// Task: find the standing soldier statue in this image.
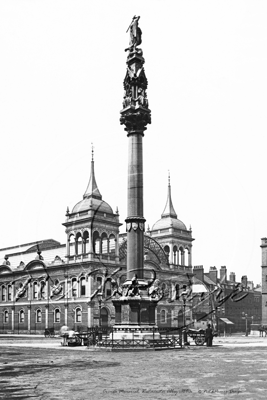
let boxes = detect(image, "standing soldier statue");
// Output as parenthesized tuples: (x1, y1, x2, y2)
(125, 16, 142, 51)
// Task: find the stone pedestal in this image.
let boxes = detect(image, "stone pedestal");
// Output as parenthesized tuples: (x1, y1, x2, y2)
(112, 289, 160, 340)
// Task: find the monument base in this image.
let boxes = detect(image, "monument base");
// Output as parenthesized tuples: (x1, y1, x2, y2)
(110, 324, 161, 340)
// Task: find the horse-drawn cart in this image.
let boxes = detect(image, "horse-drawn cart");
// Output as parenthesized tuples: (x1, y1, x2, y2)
(187, 328, 206, 346)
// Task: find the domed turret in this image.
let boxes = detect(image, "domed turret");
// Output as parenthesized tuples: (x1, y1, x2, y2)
(149, 173, 194, 268)
(63, 147, 121, 262)
(152, 173, 187, 231)
(71, 149, 113, 215)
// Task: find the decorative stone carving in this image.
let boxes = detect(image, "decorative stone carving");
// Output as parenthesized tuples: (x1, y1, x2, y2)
(15, 277, 31, 301)
(50, 282, 63, 299)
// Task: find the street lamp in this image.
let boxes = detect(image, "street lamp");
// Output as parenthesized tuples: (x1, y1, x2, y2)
(242, 312, 248, 336)
(97, 292, 103, 341)
(181, 287, 189, 345)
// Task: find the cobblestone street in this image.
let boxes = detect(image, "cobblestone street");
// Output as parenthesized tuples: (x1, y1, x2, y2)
(1, 335, 267, 399)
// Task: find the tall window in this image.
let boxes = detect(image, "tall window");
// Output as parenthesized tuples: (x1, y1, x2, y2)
(175, 284, 180, 300)
(4, 311, 9, 323)
(7, 285, 12, 301)
(72, 279, 77, 297)
(80, 278, 86, 296)
(96, 277, 102, 289)
(40, 281, 46, 299)
(54, 309, 60, 323)
(33, 282, 38, 299)
(36, 309, 42, 323)
(76, 308, 82, 323)
(105, 280, 111, 297)
(2, 286, 6, 302)
(19, 310, 25, 323)
(160, 309, 167, 323)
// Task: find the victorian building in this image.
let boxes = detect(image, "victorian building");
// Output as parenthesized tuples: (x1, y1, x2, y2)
(0, 154, 195, 334)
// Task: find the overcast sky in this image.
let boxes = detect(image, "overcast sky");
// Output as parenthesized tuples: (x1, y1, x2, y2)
(0, 1, 266, 284)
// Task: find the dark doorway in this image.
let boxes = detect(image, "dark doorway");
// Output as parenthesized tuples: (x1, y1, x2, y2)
(178, 310, 183, 327)
(100, 308, 109, 327)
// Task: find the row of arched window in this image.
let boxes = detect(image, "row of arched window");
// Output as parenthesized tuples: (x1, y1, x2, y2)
(2, 307, 83, 324)
(68, 231, 116, 256)
(163, 245, 191, 266)
(1, 278, 88, 302)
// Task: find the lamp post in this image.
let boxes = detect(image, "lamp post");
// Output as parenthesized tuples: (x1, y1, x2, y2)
(97, 292, 103, 340)
(181, 288, 188, 345)
(242, 312, 248, 336)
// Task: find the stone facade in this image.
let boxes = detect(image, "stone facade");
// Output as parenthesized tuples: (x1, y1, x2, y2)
(0, 159, 193, 334)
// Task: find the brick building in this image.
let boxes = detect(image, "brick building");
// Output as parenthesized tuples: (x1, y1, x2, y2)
(193, 265, 261, 333)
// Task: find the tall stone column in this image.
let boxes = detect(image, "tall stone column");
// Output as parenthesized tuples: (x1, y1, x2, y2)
(120, 22, 151, 281)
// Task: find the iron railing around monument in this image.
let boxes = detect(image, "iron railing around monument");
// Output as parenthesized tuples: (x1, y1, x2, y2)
(83, 326, 183, 349)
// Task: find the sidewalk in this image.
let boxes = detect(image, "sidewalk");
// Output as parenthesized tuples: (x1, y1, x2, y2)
(1, 332, 267, 349)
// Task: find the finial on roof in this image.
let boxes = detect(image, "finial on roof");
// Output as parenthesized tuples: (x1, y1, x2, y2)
(83, 146, 102, 200)
(3, 255, 10, 266)
(161, 172, 177, 219)
(190, 225, 192, 231)
(91, 142, 94, 161)
(66, 206, 69, 216)
(116, 206, 119, 214)
(36, 244, 44, 260)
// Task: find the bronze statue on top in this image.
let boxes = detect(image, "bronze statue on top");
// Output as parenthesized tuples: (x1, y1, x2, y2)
(125, 16, 142, 52)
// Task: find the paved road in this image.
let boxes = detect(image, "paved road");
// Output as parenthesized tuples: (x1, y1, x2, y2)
(1, 335, 267, 399)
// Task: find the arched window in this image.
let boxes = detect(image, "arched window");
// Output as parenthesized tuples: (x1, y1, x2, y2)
(93, 231, 100, 254)
(83, 231, 89, 254)
(54, 308, 60, 323)
(2, 286, 6, 302)
(105, 279, 111, 297)
(72, 278, 77, 297)
(175, 284, 180, 300)
(80, 278, 86, 296)
(40, 281, 46, 299)
(101, 233, 108, 254)
(109, 234, 116, 254)
(33, 282, 38, 299)
(19, 310, 25, 323)
(173, 246, 178, 265)
(164, 245, 170, 258)
(7, 285, 12, 301)
(185, 248, 190, 266)
(4, 310, 9, 323)
(179, 247, 184, 266)
(96, 276, 102, 290)
(76, 233, 83, 255)
(76, 308, 82, 323)
(69, 234, 75, 257)
(160, 309, 167, 323)
(36, 309, 42, 323)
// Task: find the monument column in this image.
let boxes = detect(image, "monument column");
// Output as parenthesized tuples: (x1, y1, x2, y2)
(120, 16, 151, 281)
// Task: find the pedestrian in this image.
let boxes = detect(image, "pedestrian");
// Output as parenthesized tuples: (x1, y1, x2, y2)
(205, 324, 213, 347)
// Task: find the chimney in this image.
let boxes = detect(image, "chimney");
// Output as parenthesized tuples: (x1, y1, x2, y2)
(241, 275, 248, 288)
(209, 266, 218, 284)
(193, 265, 204, 282)
(220, 266, 227, 284)
(229, 272, 236, 283)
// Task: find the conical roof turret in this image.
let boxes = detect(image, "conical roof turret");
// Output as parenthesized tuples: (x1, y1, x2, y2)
(161, 172, 177, 219)
(71, 148, 113, 215)
(83, 147, 102, 200)
(152, 173, 187, 231)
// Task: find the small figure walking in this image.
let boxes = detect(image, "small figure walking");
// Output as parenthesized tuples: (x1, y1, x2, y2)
(205, 324, 213, 347)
